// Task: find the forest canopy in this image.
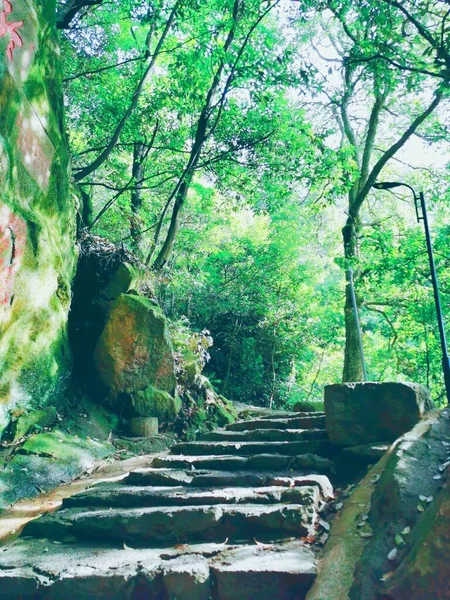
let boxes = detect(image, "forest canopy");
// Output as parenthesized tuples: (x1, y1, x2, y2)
(59, 0, 450, 407)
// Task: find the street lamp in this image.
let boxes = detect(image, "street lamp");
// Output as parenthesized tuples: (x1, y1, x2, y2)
(373, 181, 450, 405)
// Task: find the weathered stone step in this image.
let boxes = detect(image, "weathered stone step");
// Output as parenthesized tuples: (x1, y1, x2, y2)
(234, 404, 299, 418)
(124, 468, 334, 498)
(152, 453, 334, 474)
(226, 416, 326, 431)
(0, 538, 316, 600)
(63, 484, 319, 510)
(200, 428, 328, 442)
(23, 502, 317, 543)
(170, 440, 333, 457)
(259, 411, 324, 420)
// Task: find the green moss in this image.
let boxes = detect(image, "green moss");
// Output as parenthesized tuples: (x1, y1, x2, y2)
(130, 386, 182, 422)
(19, 430, 108, 461)
(0, 25, 76, 433)
(293, 400, 324, 412)
(3, 406, 57, 442)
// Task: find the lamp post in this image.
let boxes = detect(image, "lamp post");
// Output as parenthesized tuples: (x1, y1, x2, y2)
(373, 181, 450, 405)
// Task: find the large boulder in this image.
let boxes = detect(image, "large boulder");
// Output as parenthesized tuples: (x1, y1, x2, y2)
(94, 294, 180, 422)
(324, 382, 433, 447)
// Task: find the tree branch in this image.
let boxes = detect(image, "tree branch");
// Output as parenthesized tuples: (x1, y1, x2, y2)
(56, 0, 105, 29)
(351, 90, 442, 217)
(73, 0, 182, 182)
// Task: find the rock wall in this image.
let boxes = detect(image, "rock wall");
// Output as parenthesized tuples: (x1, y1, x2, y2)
(307, 410, 450, 600)
(0, 0, 76, 434)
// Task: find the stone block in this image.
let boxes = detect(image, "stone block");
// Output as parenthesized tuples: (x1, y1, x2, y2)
(324, 382, 433, 447)
(128, 417, 159, 437)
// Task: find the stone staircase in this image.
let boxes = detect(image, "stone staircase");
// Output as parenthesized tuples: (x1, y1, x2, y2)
(0, 407, 334, 600)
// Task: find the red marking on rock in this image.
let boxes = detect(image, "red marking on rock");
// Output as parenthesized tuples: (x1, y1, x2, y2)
(0, 0, 23, 62)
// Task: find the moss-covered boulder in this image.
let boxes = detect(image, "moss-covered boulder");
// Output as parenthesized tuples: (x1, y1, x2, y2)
(100, 262, 151, 304)
(0, 0, 77, 436)
(94, 294, 179, 421)
(131, 386, 181, 422)
(3, 406, 57, 441)
(293, 401, 323, 413)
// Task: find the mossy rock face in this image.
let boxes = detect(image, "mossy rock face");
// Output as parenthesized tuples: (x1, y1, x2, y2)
(94, 294, 179, 421)
(4, 406, 57, 442)
(130, 387, 182, 423)
(0, 1, 77, 436)
(0, 429, 113, 509)
(100, 262, 153, 304)
(307, 411, 450, 600)
(19, 430, 107, 461)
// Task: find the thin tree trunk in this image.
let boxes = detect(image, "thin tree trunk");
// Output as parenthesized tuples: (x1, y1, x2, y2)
(149, 0, 280, 270)
(150, 0, 240, 271)
(221, 318, 240, 396)
(130, 141, 146, 256)
(268, 325, 277, 409)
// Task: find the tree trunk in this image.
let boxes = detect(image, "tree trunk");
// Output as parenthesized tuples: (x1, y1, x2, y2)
(152, 182, 187, 271)
(342, 214, 364, 382)
(130, 141, 146, 256)
(0, 0, 76, 435)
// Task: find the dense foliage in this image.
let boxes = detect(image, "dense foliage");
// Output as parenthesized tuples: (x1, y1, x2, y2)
(60, 0, 450, 407)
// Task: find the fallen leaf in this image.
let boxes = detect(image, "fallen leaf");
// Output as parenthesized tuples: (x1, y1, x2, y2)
(302, 535, 317, 544)
(417, 504, 425, 512)
(395, 534, 405, 548)
(254, 538, 274, 549)
(401, 526, 411, 536)
(357, 521, 367, 528)
(387, 548, 398, 561)
(360, 532, 374, 538)
(319, 519, 330, 531)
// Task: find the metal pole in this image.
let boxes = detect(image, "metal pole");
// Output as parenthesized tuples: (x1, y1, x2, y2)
(418, 192, 450, 405)
(347, 267, 368, 381)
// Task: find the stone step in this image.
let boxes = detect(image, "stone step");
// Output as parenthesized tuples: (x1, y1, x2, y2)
(258, 411, 324, 420)
(0, 539, 316, 600)
(170, 440, 333, 457)
(234, 404, 299, 419)
(152, 453, 334, 474)
(23, 502, 318, 544)
(226, 416, 326, 431)
(200, 428, 328, 442)
(124, 468, 334, 498)
(63, 484, 319, 510)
